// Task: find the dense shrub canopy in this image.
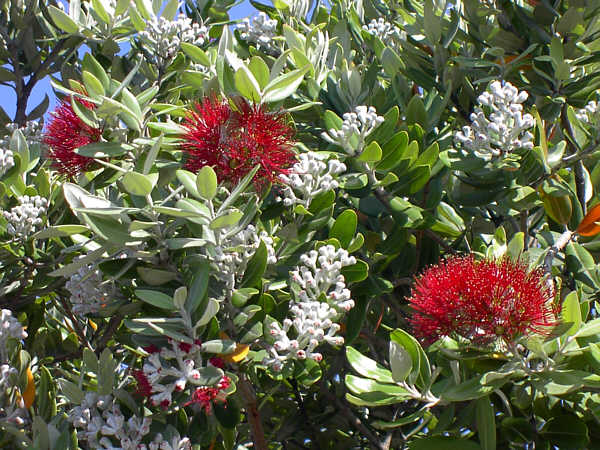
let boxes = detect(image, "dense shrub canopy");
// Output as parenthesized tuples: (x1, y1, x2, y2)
(2, 0, 600, 448)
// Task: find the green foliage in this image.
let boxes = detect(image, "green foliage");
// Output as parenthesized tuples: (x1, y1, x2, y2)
(3, 0, 600, 448)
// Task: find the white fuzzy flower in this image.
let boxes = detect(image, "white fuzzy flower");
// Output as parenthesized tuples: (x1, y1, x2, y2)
(68, 393, 151, 449)
(278, 152, 346, 208)
(0, 148, 14, 178)
(138, 339, 208, 409)
(455, 80, 534, 160)
(237, 12, 279, 53)
(4, 121, 43, 146)
(65, 265, 116, 315)
(0, 309, 27, 344)
(322, 105, 384, 156)
(139, 14, 209, 65)
(147, 432, 192, 450)
(212, 224, 277, 294)
(2, 195, 48, 238)
(265, 245, 356, 369)
(363, 18, 402, 44)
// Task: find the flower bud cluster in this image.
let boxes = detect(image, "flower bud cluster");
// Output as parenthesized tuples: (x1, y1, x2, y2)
(575, 100, 600, 126)
(0, 310, 27, 425)
(278, 152, 346, 208)
(0, 309, 27, 344)
(65, 265, 117, 315)
(265, 245, 356, 370)
(139, 14, 208, 64)
(145, 433, 192, 450)
(455, 80, 534, 160)
(0, 365, 16, 392)
(134, 340, 229, 412)
(322, 105, 384, 156)
(213, 224, 277, 293)
(68, 393, 151, 449)
(0, 148, 14, 178)
(237, 12, 279, 53)
(4, 121, 44, 146)
(363, 18, 401, 45)
(2, 195, 48, 238)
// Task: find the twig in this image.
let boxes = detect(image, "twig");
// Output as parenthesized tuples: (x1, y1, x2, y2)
(96, 314, 122, 353)
(543, 230, 574, 275)
(238, 373, 268, 450)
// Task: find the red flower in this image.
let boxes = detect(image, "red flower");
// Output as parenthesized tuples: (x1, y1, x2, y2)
(182, 97, 295, 186)
(178, 341, 193, 353)
(132, 369, 153, 398)
(185, 375, 231, 413)
(143, 344, 160, 354)
(408, 256, 559, 345)
(43, 98, 101, 177)
(209, 357, 225, 369)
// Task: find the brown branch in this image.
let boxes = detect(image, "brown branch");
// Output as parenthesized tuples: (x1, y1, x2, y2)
(238, 373, 268, 450)
(96, 314, 122, 354)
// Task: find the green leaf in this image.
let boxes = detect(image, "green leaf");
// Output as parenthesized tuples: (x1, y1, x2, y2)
(476, 397, 496, 450)
(137, 267, 177, 285)
(48, 6, 80, 33)
(541, 415, 589, 448)
(232, 288, 259, 308)
(262, 65, 310, 103)
(75, 141, 131, 157)
(71, 97, 98, 129)
(341, 260, 368, 283)
(389, 341, 412, 383)
(377, 131, 409, 171)
(147, 121, 186, 135)
(186, 261, 210, 314)
(196, 166, 218, 200)
(381, 47, 403, 76)
(82, 71, 105, 97)
(241, 241, 267, 288)
(345, 374, 411, 399)
(98, 348, 117, 395)
(91, 0, 111, 23)
(346, 346, 394, 383)
(357, 141, 382, 163)
(249, 56, 270, 89)
(390, 328, 430, 387)
(33, 225, 89, 239)
(195, 298, 220, 327)
(235, 66, 261, 102)
(441, 377, 497, 402)
(83, 54, 109, 89)
(176, 169, 202, 199)
(561, 291, 582, 336)
(135, 289, 176, 310)
(121, 88, 142, 122)
(329, 210, 357, 248)
(181, 43, 211, 65)
(201, 340, 236, 354)
(122, 172, 158, 196)
(575, 318, 600, 338)
(406, 96, 428, 129)
(372, 410, 427, 430)
(210, 210, 244, 229)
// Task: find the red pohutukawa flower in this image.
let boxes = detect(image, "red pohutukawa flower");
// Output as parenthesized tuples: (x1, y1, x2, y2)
(43, 97, 101, 177)
(185, 375, 231, 413)
(408, 256, 559, 345)
(182, 97, 295, 186)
